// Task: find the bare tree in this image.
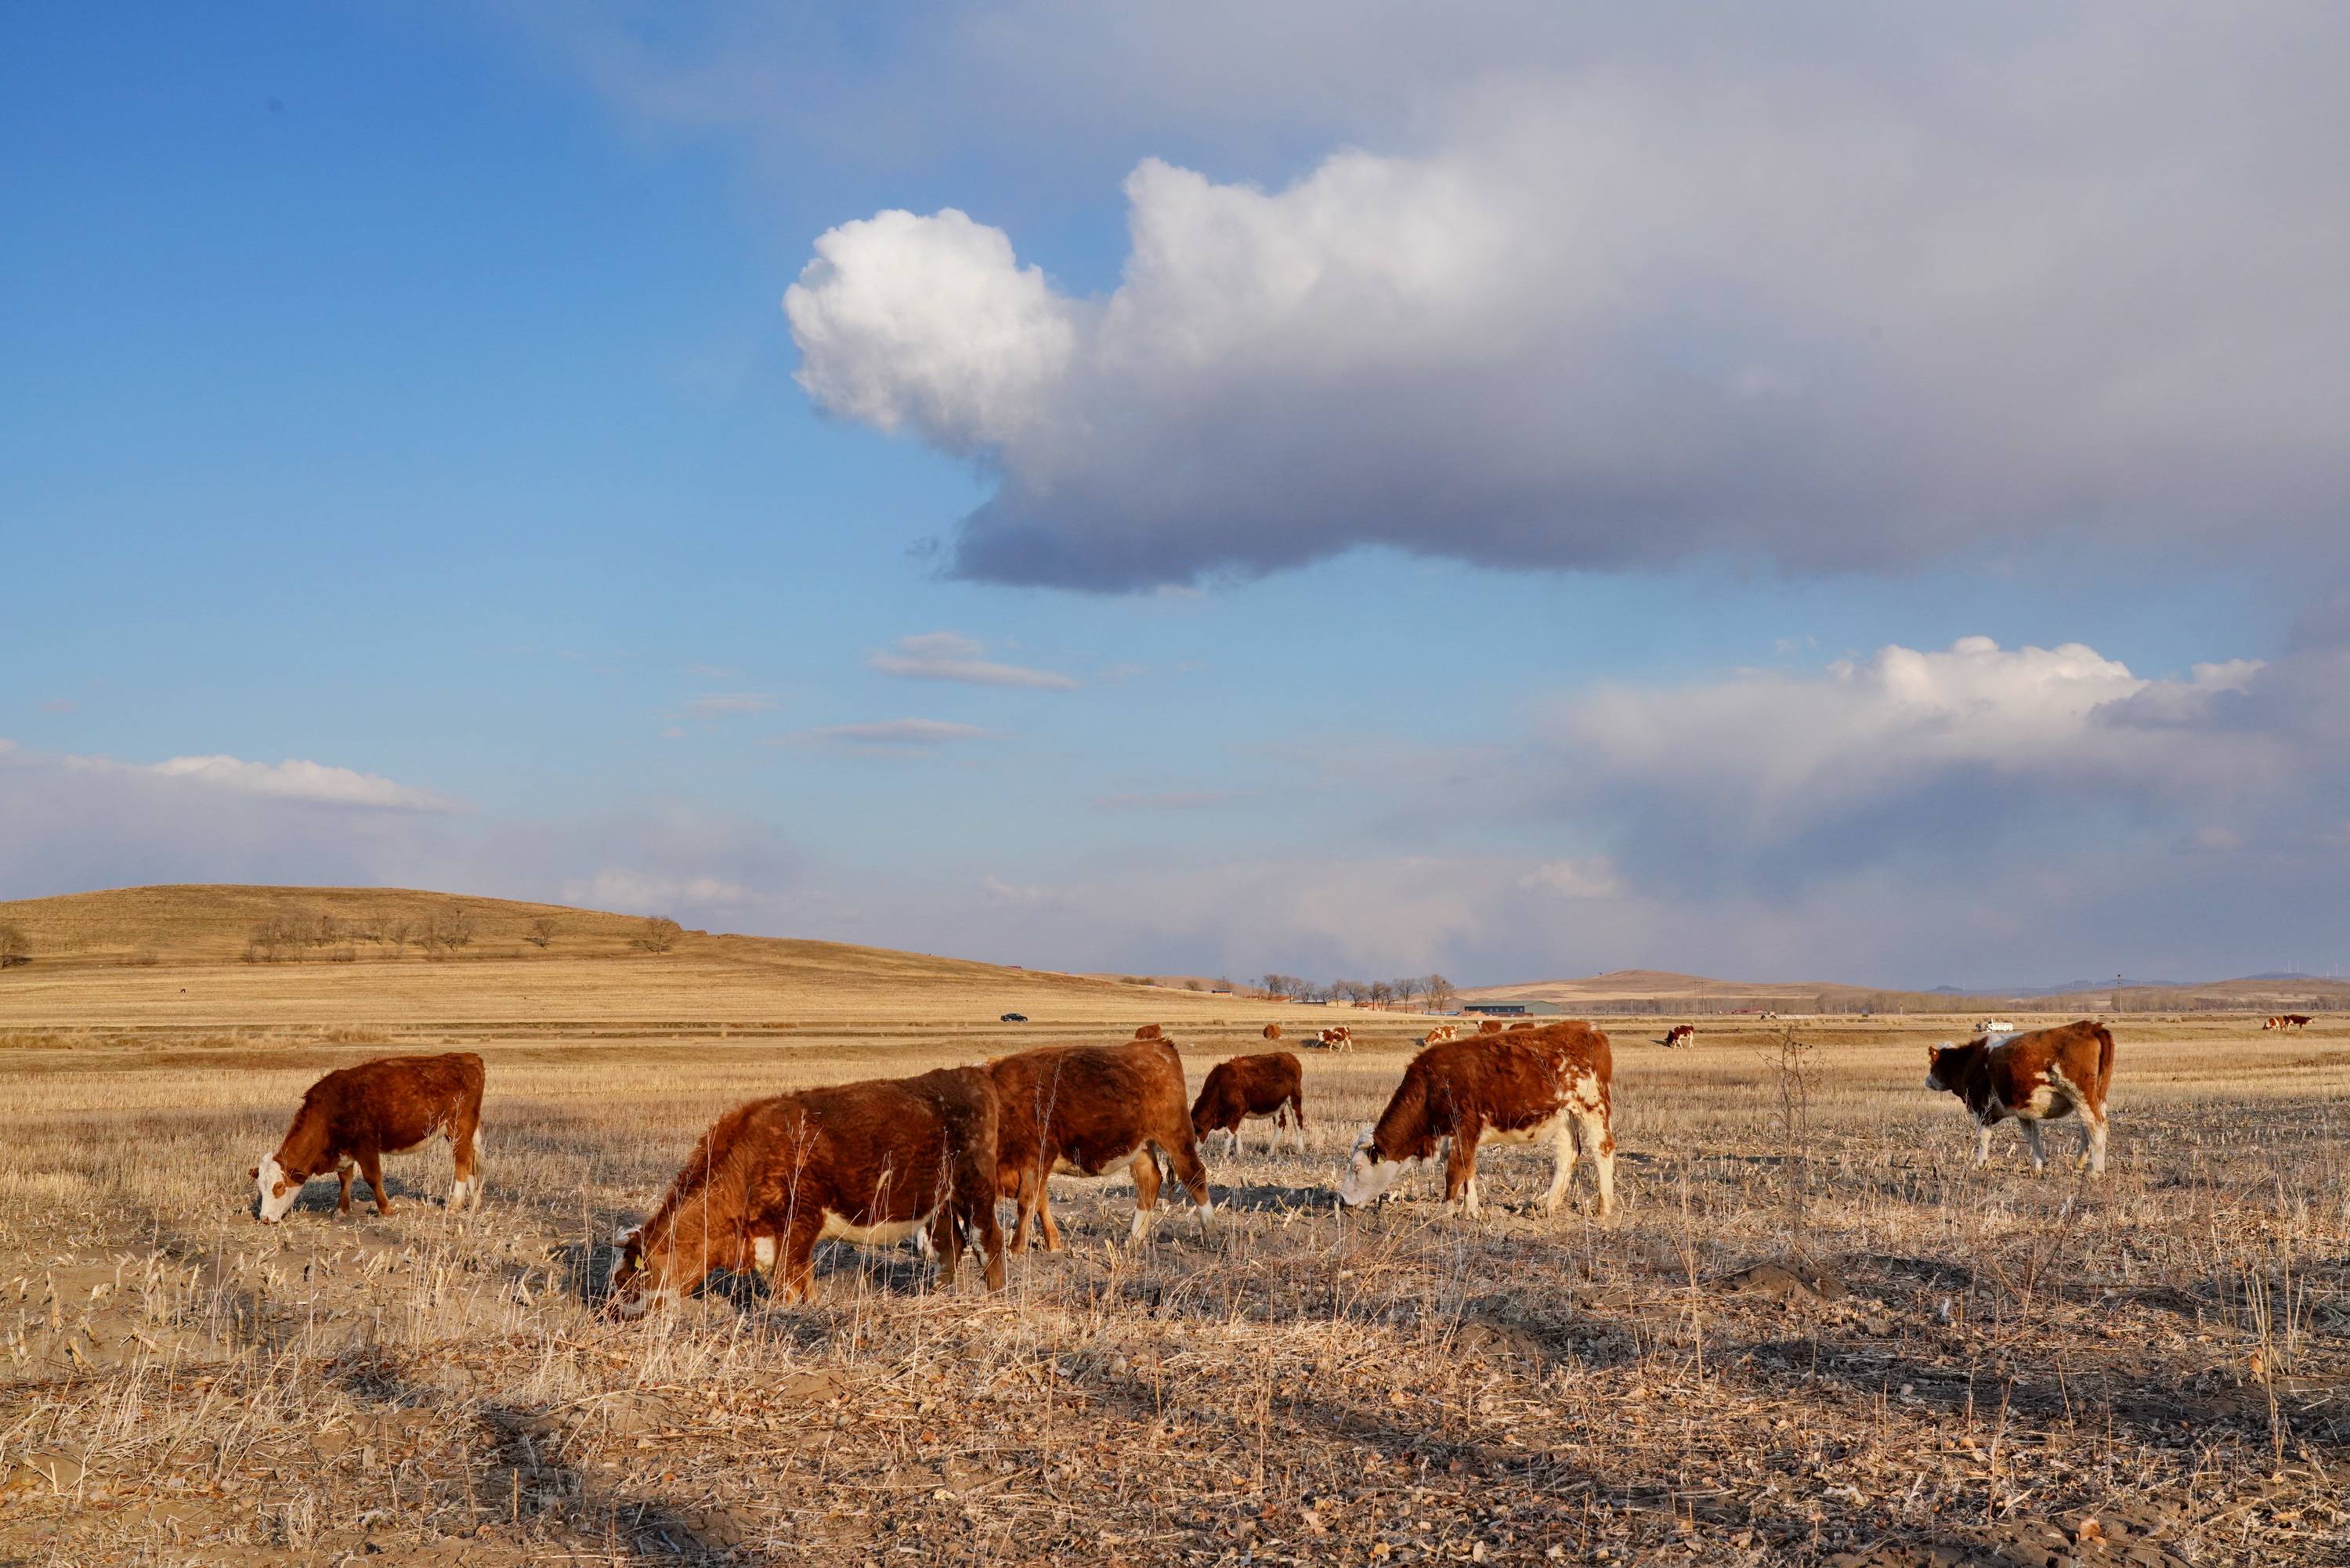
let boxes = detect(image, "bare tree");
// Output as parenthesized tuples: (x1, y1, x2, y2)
(0, 923, 29, 969)
(1368, 980, 1394, 1006)
(523, 916, 560, 950)
(633, 916, 683, 954)
(439, 916, 476, 950)
(1423, 973, 1457, 1013)
(1392, 976, 1422, 1009)
(381, 918, 413, 958)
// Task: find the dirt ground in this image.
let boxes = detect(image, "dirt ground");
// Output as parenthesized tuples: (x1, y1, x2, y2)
(2, 1001, 2345, 1566)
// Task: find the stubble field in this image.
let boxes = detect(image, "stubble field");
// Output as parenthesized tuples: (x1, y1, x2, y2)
(1, 957, 2345, 1567)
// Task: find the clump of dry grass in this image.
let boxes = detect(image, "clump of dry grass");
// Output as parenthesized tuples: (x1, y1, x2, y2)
(2, 1017, 2346, 1565)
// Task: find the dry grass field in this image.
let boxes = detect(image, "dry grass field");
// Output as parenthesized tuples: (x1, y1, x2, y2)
(2, 901, 2345, 1566)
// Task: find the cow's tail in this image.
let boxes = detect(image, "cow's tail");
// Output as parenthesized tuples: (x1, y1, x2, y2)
(2091, 1021, 2116, 1097)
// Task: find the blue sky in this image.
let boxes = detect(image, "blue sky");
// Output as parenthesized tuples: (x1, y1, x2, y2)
(5, 2, 2346, 988)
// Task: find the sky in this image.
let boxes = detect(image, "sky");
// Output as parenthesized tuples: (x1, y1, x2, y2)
(4, 2, 2347, 989)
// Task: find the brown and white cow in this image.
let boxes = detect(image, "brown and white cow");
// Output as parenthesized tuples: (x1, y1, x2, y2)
(1477, 1018, 1505, 1034)
(1338, 1024, 1616, 1219)
(606, 1065, 1004, 1313)
(2263, 1013, 2313, 1032)
(1925, 1021, 2114, 1175)
(1314, 1025, 1354, 1050)
(1261, 1023, 1283, 1041)
(1191, 1051, 1307, 1154)
(986, 1039, 1213, 1252)
(252, 1053, 486, 1223)
(1421, 1024, 1459, 1046)
(1661, 1024, 1696, 1049)
(1133, 1024, 1165, 1041)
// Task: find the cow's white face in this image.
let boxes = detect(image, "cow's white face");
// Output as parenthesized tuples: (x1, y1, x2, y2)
(1337, 1127, 1416, 1208)
(253, 1154, 301, 1223)
(604, 1223, 678, 1316)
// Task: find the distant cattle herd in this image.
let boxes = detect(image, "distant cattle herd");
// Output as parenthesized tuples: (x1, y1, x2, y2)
(249, 1010, 2327, 1313)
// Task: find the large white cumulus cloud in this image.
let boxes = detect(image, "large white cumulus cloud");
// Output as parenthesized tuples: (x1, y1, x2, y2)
(782, 10, 2350, 588)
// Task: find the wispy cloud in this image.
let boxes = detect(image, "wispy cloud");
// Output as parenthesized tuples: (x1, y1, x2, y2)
(869, 631, 1077, 690)
(37, 699, 75, 714)
(128, 753, 465, 813)
(790, 718, 992, 750)
(685, 692, 781, 718)
(1094, 789, 1249, 811)
(687, 663, 742, 680)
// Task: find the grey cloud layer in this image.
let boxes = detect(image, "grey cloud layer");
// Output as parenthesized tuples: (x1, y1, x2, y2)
(778, 9, 2350, 589)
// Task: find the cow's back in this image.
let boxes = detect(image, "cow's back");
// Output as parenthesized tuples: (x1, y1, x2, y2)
(989, 1041, 1184, 1181)
(308, 1052, 483, 1151)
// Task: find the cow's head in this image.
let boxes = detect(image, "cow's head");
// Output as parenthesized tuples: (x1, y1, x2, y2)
(1923, 1042, 1974, 1095)
(603, 1212, 753, 1316)
(251, 1154, 302, 1224)
(1336, 1126, 1419, 1208)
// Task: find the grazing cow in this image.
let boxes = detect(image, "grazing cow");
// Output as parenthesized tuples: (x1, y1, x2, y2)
(986, 1039, 1213, 1252)
(1507, 1020, 1539, 1031)
(1477, 1019, 1505, 1034)
(2263, 1013, 2313, 1032)
(252, 1053, 486, 1223)
(606, 1066, 1004, 1313)
(1133, 1024, 1164, 1041)
(1975, 1018, 2016, 1035)
(1661, 1024, 1696, 1049)
(1191, 1052, 1307, 1153)
(1421, 1024, 1459, 1046)
(1314, 1025, 1354, 1050)
(1925, 1021, 2114, 1175)
(1338, 1024, 1616, 1219)
(1261, 1023, 1282, 1041)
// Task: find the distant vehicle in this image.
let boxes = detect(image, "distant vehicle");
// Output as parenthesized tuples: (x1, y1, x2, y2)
(999, 1012, 1029, 1024)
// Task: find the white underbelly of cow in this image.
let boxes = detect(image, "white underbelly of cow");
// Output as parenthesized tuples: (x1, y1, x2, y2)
(1481, 1108, 1567, 1147)
(1051, 1143, 1146, 1178)
(817, 1208, 938, 1246)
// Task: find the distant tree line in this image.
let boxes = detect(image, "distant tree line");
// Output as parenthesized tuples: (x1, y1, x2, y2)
(1256, 973, 1456, 1010)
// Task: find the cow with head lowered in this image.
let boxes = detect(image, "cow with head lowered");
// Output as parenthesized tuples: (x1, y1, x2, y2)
(1925, 1021, 2114, 1175)
(1191, 1051, 1307, 1154)
(606, 1066, 1004, 1313)
(986, 1038, 1213, 1252)
(252, 1053, 486, 1223)
(1339, 1023, 1615, 1219)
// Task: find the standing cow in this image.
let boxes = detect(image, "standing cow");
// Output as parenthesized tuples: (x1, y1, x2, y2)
(986, 1039, 1213, 1251)
(1314, 1025, 1354, 1051)
(251, 1053, 486, 1223)
(1338, 1024, 1616, 1219)
(1261, 1023, 1283, 1042)
(1421, 1024, 1459, 1046)
(606, 1066, 1004, 1313)
(1660, 1024, 1696, 1049)
(1191, 1052, 1307, 1153)
(1925, 1021, 2114, 1175)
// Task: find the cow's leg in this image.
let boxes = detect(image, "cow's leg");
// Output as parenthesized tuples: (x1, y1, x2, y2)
(776, 1213, 822, 1306)
(356, 1149, 395, 1216)
(1973, 1121, 1994, 1168)
(1289, 1091, 1307, 1151)
(1444, 1123, 1482, 1213)
(1036, 1172, 1065, 1253)
(927, 1206, 961, 1292)
(335, 1160, 355, 1216)
(1007, 1166, 1042, 1254)
(958, 1165, 1005, 1292)
(2081, 1108, 2108, 1176)
(1542, 1117, 1578, 1215)
(1158, 1132, 1215, 1233)
(450, 1112, 483, 1211)
(2020, 1118, 2048, 1170)
(1127, 1149, 1163, 1244)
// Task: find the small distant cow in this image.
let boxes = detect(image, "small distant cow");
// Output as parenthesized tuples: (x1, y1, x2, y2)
(1660, 1024, 1696, 1049)
(1339, 1023, 1615, 1219)
(1477, 1019, 1505, 1034)
(1925, 1021, 2114, 1175)
(1261, 1023, 1283, 1041)
(2264, 1014, 2313, 1032)
(1314, 1025, 1354, 1051)
(606, 1066, 1004, 1313)
(1191, 1052, 1307, 1153)
(1975, 1018, 2016, 1035)
(252, 1053, 486, 1223)
(1133, 1024, 1164, 1041)
(986, 1039, 1213, 1251)
(1421, 1024, 1459, 1046)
